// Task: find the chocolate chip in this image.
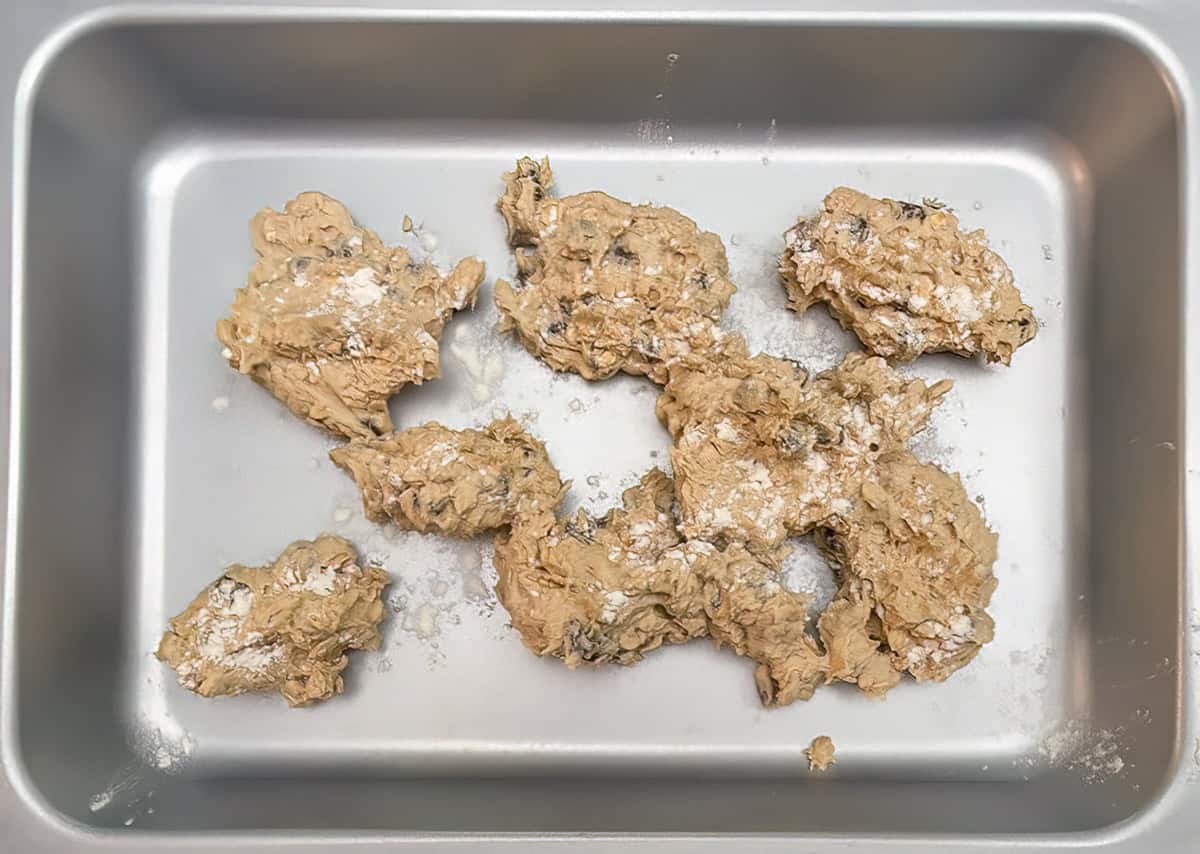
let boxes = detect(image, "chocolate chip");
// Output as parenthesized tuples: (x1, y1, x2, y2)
(606, 242, 638, 265)
(563, 519, 596, 544)
(849, 216, 871, 241)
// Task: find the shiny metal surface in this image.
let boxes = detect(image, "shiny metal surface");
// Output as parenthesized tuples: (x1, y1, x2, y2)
(2, 2, 1197, 851)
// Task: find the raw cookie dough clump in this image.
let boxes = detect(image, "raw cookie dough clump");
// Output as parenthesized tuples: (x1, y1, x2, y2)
(657, 351, 951, 556)
(217, 192, 485, 439)
(329, 417, 566, 537)
(157, 534, 389, 707)
(495, 469, 708, 665)
(494, 470, 829, 705)
(819, 454, 997, 684)
(494, 157, 744, 383)
(490, 352, 995, 705)
(779, 187, 1037, 364)
(657, 351, 998, 696)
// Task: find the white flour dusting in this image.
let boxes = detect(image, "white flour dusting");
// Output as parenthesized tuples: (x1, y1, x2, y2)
(781, 536, 837, 620)
(450, 321, 506, 405)
(339, 267, 384, 307)
(1029, 720, 1128, 784)
(635, 118, 672, 145)
(722, 250, 855, 373)
(139, 724, 195, 773)
(89, 715, 195, 822)
(172, 578, 282, 682)
(327, 486, 501, 665)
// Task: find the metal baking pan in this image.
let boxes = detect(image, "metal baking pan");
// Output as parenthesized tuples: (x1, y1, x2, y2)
(2, 1, 1197, 851)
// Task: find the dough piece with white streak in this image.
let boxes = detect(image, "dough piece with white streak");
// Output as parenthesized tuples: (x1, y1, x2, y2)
(217, 192, 485, 439)
(816, 454, 998, 684)
(657, 351, 997, 695)
(494, 469, 708, 666)
(329, 417, 566, 537)
(656, 351, 951, 557)
(494, 157, 745, 383)
(156, 535, 389, 707)
(779, 187, 1036, 364)
(493, 470, 828, 706)
(699, 541, 829, 706)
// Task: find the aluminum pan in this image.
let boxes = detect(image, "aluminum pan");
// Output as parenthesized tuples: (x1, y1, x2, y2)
(2, 1, 1197, 851)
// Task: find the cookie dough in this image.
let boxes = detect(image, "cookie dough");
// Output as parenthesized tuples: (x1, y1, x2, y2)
(494, 157, 744, 383)
(806, 735, 836, 771)
(329, 417, 566, 537)
(156, 534, 389, 707)
(779, 187, 1036, 364)
(657, 351, 997, 694)
(217, 192, 485, 439)
(817, 454, 997, 684)
(657, 351, 951, 557)
(493, 470, 828, 705)
(494, 469, 708, 665)
(700, 541, 829, 706)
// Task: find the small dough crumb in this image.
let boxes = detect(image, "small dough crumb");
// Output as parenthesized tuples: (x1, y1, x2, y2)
(494, 157, 745, 383)
(779, 187, 1036, 364)
(806, 735, 836, 771)
(156, 534, 389, 707)
(217, 192, 485, 439)
(329, 417, 566, 537)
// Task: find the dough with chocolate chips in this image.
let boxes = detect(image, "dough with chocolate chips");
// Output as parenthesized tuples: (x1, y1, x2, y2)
(494, 157, 744, 383)
(657, 351, 997, 696)
(486, 343, 996, 703)
(329, 416, 566, 537)
(817, 454, 997, 684)
(656, 351, 951, 557)
(700, 540, 829, 706)
(779, 187, 1037, 364)
(217, 192, 485, 439)
(156, 534, 389, 707)
(493, 469, 828, 706)
(494, 469, 707, 665)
